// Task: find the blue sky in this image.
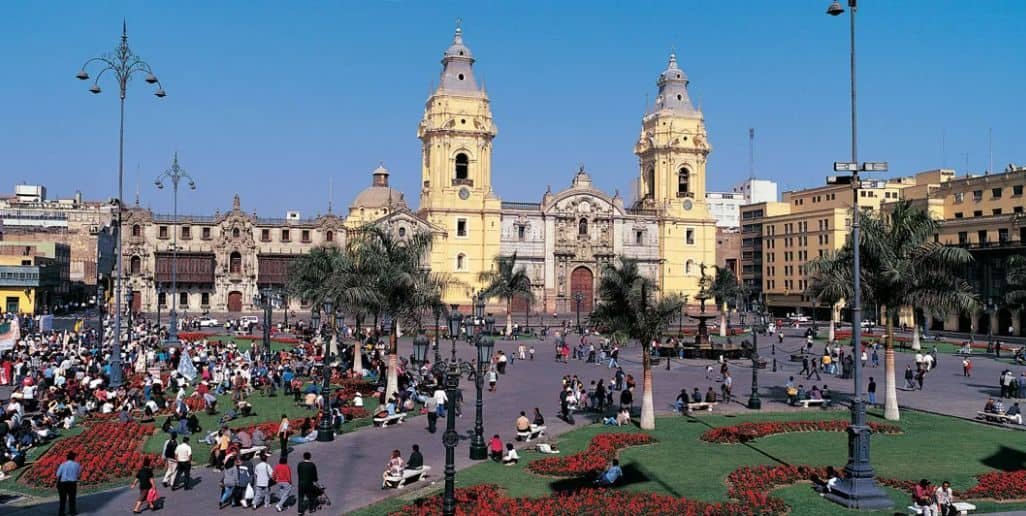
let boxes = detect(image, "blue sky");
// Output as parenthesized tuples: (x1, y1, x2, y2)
(1, 1, 1024, 216)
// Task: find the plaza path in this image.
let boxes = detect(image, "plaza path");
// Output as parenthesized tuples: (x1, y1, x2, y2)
(5, 327, 1026, 515)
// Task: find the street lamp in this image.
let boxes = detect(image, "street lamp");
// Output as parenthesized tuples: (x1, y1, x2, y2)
(316, 300, 335, 442)
(433, 305, 443, 365)
(822, 0, 892, 510)
(155, 153, 195, 350)
(253, 288, 280, 364)
(747, 303, 769, 410)
(156, 285, 164, 331)
(469, 314, 495, 460)
(984, 297, 998, 352)
(97, 284, 106, 344)
(573, 291, 584, 335)
(77, 22, 166, 388)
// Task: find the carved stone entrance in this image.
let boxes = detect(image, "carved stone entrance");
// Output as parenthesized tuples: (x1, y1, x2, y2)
(227, 291, 243, 312)
(570, 267, 594, 313)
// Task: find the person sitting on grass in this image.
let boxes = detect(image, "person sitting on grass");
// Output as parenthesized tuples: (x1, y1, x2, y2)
(594, 459, 622, 486)
(236, 400, 253, 417)
(811, 466, 839, 493)
(488, 434, 504, 462)
(502, 443, 519, 465)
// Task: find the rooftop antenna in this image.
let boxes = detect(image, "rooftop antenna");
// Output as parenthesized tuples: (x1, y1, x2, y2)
(987, 127, 993, 175)
(748, 128, 756, 180)
(963, 152, 970, 176)
(328, 177, 333, 214)
(135, 163, 141, 206)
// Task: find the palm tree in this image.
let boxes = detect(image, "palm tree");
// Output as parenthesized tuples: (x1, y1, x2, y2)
(806, 251, 854, 343)
(590, 257, 684, 430)
(479, 252, 535, 336)
(710, 267, 741, 337)
(857, 201, 977, 420)
(1007, 255, 1026, 310)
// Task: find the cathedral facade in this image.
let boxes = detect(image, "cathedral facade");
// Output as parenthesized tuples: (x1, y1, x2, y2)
(119, 27, 717, 314)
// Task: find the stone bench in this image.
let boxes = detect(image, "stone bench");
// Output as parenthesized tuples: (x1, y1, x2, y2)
(517, 425, 546, 442)
(382, 466, 431, 489)
(977, 411, 1019, 424)
(907, 502, 975, 515)
(373, 413, 406, 427)
(687, 402, 717, 412)
(799, 399, 826, 408)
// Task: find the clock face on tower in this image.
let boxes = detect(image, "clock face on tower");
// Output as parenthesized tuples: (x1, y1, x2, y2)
(682, 199, 693, 211)
(458, 187, 470, 200)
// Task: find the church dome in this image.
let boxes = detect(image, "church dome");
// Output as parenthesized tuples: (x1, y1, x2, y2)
(351, 163, 407, 210)
(443, 27, 473, 60)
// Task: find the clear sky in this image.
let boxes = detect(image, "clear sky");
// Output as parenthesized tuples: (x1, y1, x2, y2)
(2, 1, 1024, 216)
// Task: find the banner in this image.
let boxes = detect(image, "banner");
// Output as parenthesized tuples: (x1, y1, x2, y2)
(0, 317, 20, 352)
(177, 348, 198, 382)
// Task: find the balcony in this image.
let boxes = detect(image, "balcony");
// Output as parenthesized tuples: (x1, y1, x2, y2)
(676, 191, 695, 198)
(451, 178, 474, 187)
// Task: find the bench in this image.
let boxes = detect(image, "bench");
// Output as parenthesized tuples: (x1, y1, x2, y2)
(373, 413, 406, 427)
(239, 445, 267, 459)
(907, 502, 976, 515)
(687, 402, 717, 412)
(382, 466, 431, 489)
(799, 399, 826, 408)
(517, 424, 546, 442)
(977, 411, 1019, 424)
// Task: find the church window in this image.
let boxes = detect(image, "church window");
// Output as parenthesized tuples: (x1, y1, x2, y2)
(457, 218, 468, 237)
(677, 94, 683, 101)
(685, 260, 694, 275)
(456, 253, 466, 271)
(678, 168, 691, 196)
(132, 224, 141, 237)
(325, 231, 334, 242)
(458, 73, 465, 80)
(645, 167, 655, 198)
(399, 227, 407, 237)
(460, 119, 466, 125)
(578, 218, 588, 236)
(635, 231, 643, 244)
(518, 226, 526, 241)
(130, 256, 141, 274)
(685, 228, 695, 245)
(229, 252, 242, 274)
(179, 292, 188, 307)
(232, 228, 240, 238)
(455, 153, 469, 180)
(201, 292, 210, 306)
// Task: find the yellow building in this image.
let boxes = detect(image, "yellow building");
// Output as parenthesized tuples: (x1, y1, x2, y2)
(0, 241, 71, 314)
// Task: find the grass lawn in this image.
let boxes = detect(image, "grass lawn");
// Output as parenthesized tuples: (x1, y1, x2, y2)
(351, 409, 1026, 515)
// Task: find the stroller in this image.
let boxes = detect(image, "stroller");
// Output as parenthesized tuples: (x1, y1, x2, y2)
(314, 482, 332, 507)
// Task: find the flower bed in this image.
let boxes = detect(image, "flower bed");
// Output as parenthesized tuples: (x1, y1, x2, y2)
(330, 376, 375, 397)
(19, 422, 162, 489)
(701, 420, 902, 444)
(527, 433, 655, 477)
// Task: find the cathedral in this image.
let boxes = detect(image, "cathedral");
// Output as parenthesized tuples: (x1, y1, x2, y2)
(120, 26, 717, 315)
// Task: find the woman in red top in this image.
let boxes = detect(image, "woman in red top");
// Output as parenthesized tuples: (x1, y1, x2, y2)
(913, 479, 936, 514)
(488, 434, 503, 462)
(272, 456, 292, 511)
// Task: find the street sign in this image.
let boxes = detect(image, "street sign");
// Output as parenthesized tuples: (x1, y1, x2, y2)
(862, 161, 889, 172)
(833, 162, 858, 171)
(827, 175, 854, 185)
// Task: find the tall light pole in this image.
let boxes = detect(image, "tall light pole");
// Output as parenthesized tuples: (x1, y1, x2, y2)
(77, 22, 166, 388)
(155, 153, 195, 349)
(316, 301, 335, 442)
(469, 314, 495, 460)
(747, 303, 768, 410)
(573, 291, 584, 335)
(823, 0, 892, 509)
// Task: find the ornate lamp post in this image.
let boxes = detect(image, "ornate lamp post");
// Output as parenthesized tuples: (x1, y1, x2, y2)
(77, 22, 166, 388)
(469, 314, 495, 460)
(125, 290, 134, 328)
(316, 300, 335, 442)
(155, 153, 195, 349)
(822, 0, 891, 509)
(252, 288, 280, 364)
(97, 284, 105, 344)
(573, 291, 584, 335)
(984, 297, 998, 351)
(156, 286, 164, 331)
(747, 302, 769, 410)
(433, 305, 443, 364)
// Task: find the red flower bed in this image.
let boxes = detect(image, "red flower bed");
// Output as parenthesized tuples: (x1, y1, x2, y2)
(701, 420, 902, 444)
(176, 331, 213, 341)
(527, 433, 655, 477)
(958, 470, 1026, 500)
(330, 376, 375, 397)
(20, 422, 162, 488)
(233, 334, 302, 344)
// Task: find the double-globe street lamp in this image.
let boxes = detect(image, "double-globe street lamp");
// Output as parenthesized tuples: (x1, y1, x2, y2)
(822, 0, 891, 510)
(311, 300, 337, 442)
(155, 153, 195, 349)
(253, 288, 283, 364)
(746, 302, 770, 410)
(573, 290, 585, 334)
(77, 22, 166, 388)
(411, 306, 492, 516)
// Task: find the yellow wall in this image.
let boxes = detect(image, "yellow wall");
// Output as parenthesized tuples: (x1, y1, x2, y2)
(0, 288, 35, 314)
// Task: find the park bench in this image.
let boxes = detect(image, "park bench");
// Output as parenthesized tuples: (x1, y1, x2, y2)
(517, 424, 546, 442)
(687, 401, 717, 412)
(906, 502, 975, 515)
(799, 399, 826, 408)
(382, 466, 432, 489)
(239, 445, 267, 459)
(976, 411, 1019, 425)
(373, 413, 406, 427)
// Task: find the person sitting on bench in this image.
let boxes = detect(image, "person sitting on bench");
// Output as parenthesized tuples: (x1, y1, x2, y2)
(1006, 402, 1023, 424)
(594, 459, 622, 486)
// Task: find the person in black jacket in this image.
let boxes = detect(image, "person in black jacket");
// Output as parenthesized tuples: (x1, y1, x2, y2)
(296, 452, 319, 515)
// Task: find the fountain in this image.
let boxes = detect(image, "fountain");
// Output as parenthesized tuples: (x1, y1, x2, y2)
(689, 264, 716, 346)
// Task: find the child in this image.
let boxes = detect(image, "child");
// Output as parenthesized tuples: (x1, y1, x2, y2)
(529, 345, 535, 361)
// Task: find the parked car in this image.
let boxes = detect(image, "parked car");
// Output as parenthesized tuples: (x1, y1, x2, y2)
(198, 316, 220, 327)
(239, 315, 259, 326)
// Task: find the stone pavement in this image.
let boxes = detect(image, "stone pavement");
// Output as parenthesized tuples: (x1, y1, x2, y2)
(5, 327, 1026, 515)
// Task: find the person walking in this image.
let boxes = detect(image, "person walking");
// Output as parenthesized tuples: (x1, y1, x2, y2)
(867, 377, 877, 406)
(297, 452, 319, 515)
(962, 358, 972, 377)
(218, 458, 240, 509)
(799, 356, 810, 377)
(272, 455, 293, 512)
(130, 457, 156, 514)
(172, 436, 192, 490)
(721, 373, 733, 401)
(277, 414, 290, 455)
(161, 432, 177, 488)
(424, 393, 438, 434)
(806, 358, 821, 381)
(252, 453, 275, 509)
(608, 346, 619, 369)
(56, 451, 81, 516)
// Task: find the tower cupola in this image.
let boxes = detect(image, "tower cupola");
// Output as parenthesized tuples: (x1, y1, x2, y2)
(648, 53, 698, 116)
(437, 25, 481, 94)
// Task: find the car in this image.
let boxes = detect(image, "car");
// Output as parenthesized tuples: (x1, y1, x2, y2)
(239, 315, 259, 326)
(198, 316, 220, 327)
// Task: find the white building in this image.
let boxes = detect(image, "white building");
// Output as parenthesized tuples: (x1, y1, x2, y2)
(705, 178, 778, 228)
(733, 178, 778, 204)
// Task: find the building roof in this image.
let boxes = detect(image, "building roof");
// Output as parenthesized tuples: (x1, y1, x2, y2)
(436, 25, 483, 95)
(647, 53, 700, 117)
(351, 163, 407, 210)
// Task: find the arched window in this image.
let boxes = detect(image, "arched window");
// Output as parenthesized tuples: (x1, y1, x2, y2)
(678, 167, 690, 196)
(325, 230, 334, 242)
(455, 153, 469, 180)
(456, 253, 466, 271)
(685, 259, 694, 275)
(232, 227, 240, 238)
(398, 227, 407, 237)
(132, 224, 141, 237)
(229, 251, 242, 274)
(578, 218, 588, 236)
(645, 167, 655, 198)
(129, 256, 141, 274)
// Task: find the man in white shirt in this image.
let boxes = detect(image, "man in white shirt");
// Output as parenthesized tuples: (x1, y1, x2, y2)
(173, 437, 193, 490)
(251, 454, 275, 509)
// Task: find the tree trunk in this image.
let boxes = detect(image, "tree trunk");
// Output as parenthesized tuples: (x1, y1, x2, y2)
(352, 316, 364, 376)
(386, 318, 400, 401)
(828, 304, 836, 342)
(640, 339, 655, 430)
(506, 298, 513, 337)
(719, 302, 728, 337)
(883, 308, 900, 421)
(911, 322, 921, 351)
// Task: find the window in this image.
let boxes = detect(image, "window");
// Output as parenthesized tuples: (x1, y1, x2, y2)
(261, 229, 270, 242)
(1015, 206, 1024, 214)
(181, 226, 191, 239)
(973, 211, 983, 217)
(518, 226, 526, 241)
(326, 230, 334, 242)
(456, 253, 466, 271)
(179, 292, 188, 307)
(202, 227, 211, 240)
(999, 228, 1009, 243)
(157, 291, 166, 307)
(301, 230, 311, 243)
(993, 209, 1002, 216)
(281, 229, 290, 242)
(201, 292, 210, 306)
(635, 230, 643, 244)
(158, 226, 168, 239)
(232, 228, 240, 238)
(454, 153, 469, 180)
(954, 212, 963, 219)
(1014, 185, 1024, 196)
(685, 228, 695, 245)
(958, 231, 968, 245)
(685, 260, 693, 275)
(978, 230, 987, 244)
(130, 256, 141, 274)
(973, 190, 983, 201)
(645, 167, 655, 198)
(677, 167, 690, 196)
(230, 251, 242, 274)
(398, 227, 406, 237)
(992, 188, 1003, 199)
(132, 224, 141, 237)
(578, 218, 588, 236)
(457, 218, 468, 237)
(954, 192, 965, 203)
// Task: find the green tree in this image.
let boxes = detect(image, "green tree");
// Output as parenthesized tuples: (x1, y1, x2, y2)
(710, 267, 741, 337)
(479, 252, 535, 336)
(590, 257, 684, 430)
(1007, 255, 1026, 310)
(806, 251, 855, 343)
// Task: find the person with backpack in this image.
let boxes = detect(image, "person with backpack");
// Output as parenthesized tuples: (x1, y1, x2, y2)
(252, 453, 275, 509)
(161, 432, 178, 487)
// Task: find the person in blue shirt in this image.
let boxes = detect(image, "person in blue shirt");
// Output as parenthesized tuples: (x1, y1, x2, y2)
(385, 398, 397, 416)
(55, 451, 81, 516)
(594, 459, 622, 486)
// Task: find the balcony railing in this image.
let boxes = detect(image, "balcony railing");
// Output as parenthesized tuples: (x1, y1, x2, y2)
(676, 191, 695, 198)
(451, 178, 474, 187)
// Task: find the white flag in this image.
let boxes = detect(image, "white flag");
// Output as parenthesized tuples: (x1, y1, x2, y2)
(177, 347, 198, 382)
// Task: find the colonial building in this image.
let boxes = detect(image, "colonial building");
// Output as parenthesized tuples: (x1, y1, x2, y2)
(119, 26, 721, 314)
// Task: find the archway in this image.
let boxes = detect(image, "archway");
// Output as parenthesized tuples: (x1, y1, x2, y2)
(998, 309, 1013, 336)
(957, 312, 972, 333)
(977, 312, 991, 335)
(511, 281, 531, 314)
(227, 291, 243, 312)
(570, 267, 594, 313)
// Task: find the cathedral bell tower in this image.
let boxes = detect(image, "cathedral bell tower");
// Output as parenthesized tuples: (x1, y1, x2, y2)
(634, 53, 717, 300)
(418, 25, 501, 305)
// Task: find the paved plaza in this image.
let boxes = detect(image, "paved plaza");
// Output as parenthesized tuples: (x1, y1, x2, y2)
(3, 324, 1026, 515)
